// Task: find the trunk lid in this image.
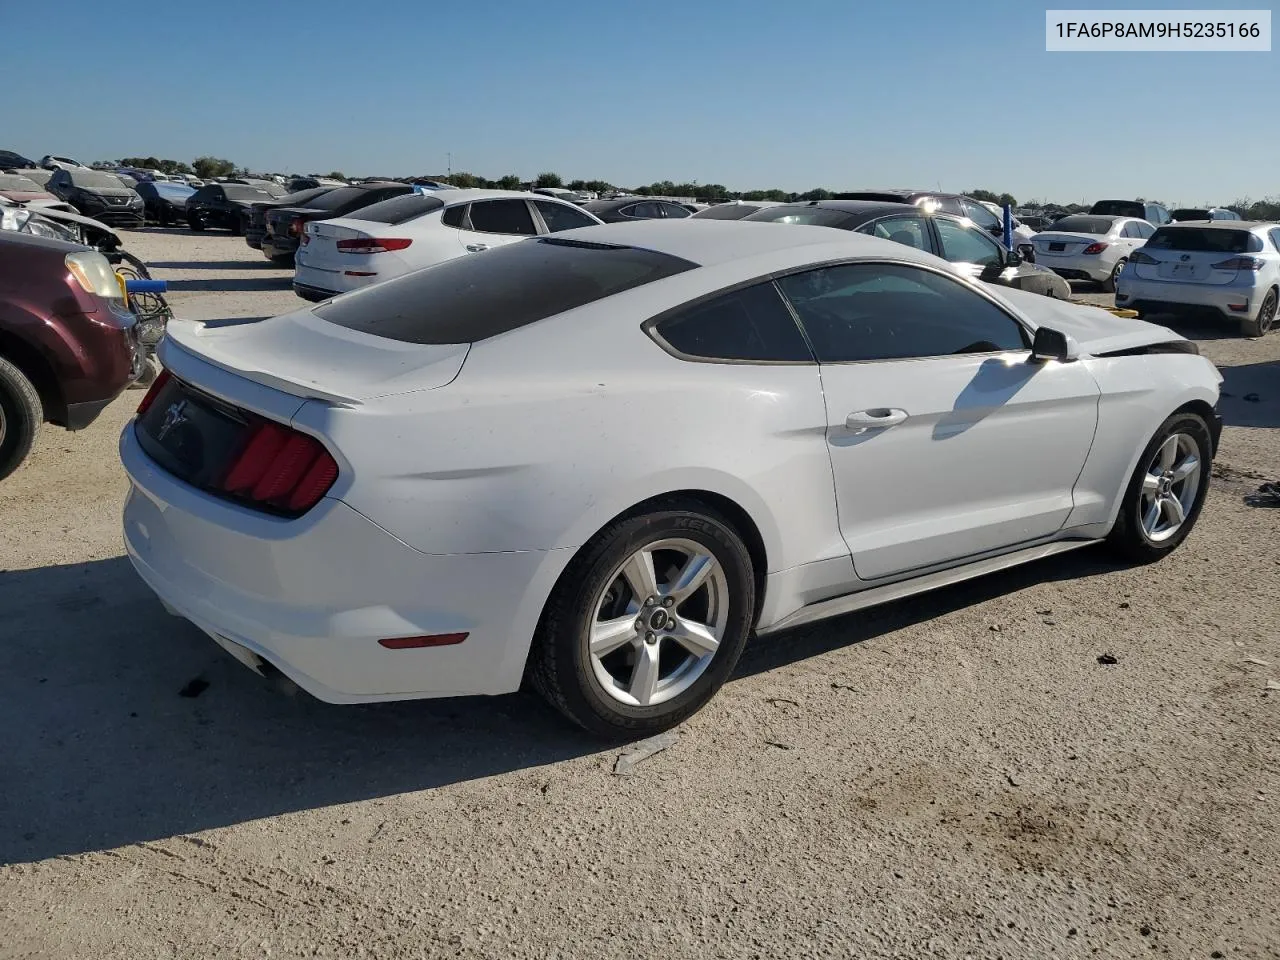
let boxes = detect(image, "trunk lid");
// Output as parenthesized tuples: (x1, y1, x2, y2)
(1031, 231, 1102, 256)
(160, 312, 470, 404)
(1132, 226, 1262, 285)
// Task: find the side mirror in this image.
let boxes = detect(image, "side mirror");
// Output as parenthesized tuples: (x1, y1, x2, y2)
(1031, 326, 1079, 363)
(1005, 248, 1024, 267)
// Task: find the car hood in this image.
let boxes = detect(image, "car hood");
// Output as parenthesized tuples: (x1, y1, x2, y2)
(160, 311, 471, 404)
(24, 204, 121, 243)
(996, 287, 1186, 354)
(75, 187, 137, 200)
(0, 190, 55, 204)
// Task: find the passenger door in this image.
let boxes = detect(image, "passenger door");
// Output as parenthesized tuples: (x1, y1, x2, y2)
(453, 199, 539, 254)
(775, 261, 1099, 581)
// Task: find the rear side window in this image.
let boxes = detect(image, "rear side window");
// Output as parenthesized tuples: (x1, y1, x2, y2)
(349, 193, 444, 225)
(1269, 228, 1280, 253)
(660, 203, 691, 219)
(650, 282, 812, 362)
(315, 238, 698, 344)
(533, 199, 598, 232)
(468, 199, 538, 235)
(1147, 228, 1262, 253)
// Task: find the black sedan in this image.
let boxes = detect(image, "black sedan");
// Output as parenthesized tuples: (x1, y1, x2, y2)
(186, 183, 282, 233)
(244, 187, 337, 250)
(580, 197, 692, 223)
(742, 201, 1071, 299)
(45, 167, 145, 228)
(261, 181, 414, 263)
(135, 181, 196, 226)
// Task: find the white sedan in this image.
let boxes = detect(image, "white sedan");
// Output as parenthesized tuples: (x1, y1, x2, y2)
(1031, 214, 1156, 291)
(292, 189, 602, 300)
(121, 221, 1223, 737)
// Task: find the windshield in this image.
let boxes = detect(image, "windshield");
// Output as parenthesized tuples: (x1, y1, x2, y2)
(316, 238, 698, 344)
(692, 204, 761, 220)
(69, 170, 128, 190)
(1147, 227, 1261, 254)
(1048, 215, 1115, 235)
(742, 205, 856, 228)
(0, 175, 44, 192)
(153, 182, 195, 198)
(222, 184, 274, 201)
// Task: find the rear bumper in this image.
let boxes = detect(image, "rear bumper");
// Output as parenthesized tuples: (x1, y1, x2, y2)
(262, 235, 299, 259)
(1115, 274, 1258, 318)
(244, 227, 265, 249)
(120, 425, 561, 702)
(293, 281, 339, 302)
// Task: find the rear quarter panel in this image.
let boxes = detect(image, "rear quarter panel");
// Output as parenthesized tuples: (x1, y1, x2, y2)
(1066, 352, 1221, 529)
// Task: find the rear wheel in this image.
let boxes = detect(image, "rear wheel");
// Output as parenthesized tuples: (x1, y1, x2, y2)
(1107, 411, 1212, 563)
(529, 503, 756, 739)
(1240, 287, 1277, 337)
(0, 357, 42, 482)
(230, 215, 244, 237)
(1101, 258, 1126, 293)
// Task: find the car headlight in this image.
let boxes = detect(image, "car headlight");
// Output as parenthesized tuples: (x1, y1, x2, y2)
(65, 251, 125, 302)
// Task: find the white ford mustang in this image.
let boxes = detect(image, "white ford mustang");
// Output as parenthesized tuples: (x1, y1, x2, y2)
(121, 221, 1223, 737)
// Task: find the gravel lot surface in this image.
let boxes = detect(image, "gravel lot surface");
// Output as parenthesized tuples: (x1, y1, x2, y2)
(2, 230, 1277, 959)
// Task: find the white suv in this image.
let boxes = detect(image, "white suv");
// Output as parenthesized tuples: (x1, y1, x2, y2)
(1116, 221, 1280, 336)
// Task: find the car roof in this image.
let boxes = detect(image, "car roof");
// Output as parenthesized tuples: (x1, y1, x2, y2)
(547, 218, 943, 269)
(1158, 219, 1276, 230)
(583, 197, 682, 210)
(794, 200, 923, 217)
(435, 188, 559, 204)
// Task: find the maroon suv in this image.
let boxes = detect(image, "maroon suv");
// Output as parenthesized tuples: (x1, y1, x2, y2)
(0, 231, 141, 479)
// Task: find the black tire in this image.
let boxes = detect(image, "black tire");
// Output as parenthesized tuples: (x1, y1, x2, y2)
(230, 216, 244, 237)
(1100, 258, 1126, 293)
(158, 205, 170, 227)
(528, 502, 756, 739)
(1240, 287, 1277, 338)
(0, 356, 42, 483)
(268, 253, 295, 266)
(187, 212, 204, 232)
(1107, 411, 1213, 564)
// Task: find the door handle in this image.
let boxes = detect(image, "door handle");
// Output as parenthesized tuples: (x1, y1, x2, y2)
(845, 408, 909, 433)
(466, 243, 489, 252)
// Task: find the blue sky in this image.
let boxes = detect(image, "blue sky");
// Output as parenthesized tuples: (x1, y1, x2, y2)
(6, 0, 1275, 204)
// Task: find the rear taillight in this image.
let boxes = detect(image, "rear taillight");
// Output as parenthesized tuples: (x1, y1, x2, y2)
(136, 370, 172, 414)
(1129, 250, 1159, 265)
(220, 420, 338, 514)
(335, 237, 413, 254)
(1211, 256, 1265, 271)
(1082, 242, 1109, 255)
(289, 217, 306, 236)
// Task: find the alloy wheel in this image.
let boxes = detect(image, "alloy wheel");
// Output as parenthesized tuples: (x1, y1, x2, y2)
(1259, 289, 1277, 334)
(587, 538, 729, 707)
(1139, 433, 1202, 542)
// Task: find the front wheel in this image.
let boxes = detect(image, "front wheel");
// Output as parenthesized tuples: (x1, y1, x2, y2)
(1240, 287, 1277, 337)
(529, 503, 756, 738)
(1107, 411, 1212, 563)
(0, 356, 42, 483)
(187, 212, 204, 231)
(1101, 258, 1126, 293)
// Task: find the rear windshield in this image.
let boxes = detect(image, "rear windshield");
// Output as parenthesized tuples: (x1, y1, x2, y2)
(691, 204, 760, 220)
(1170, 209, 1210, 221)
(277, 187, 334, 206)
(1049, 215, 1115, 235)
(1089, 200, 1144, 217)
(1147, 227, 1262, 254)
(303, 186, 384, 211)
(153, 182, 194, 198)
(0, 174, 42, 191)
(315, 237, 698, 344)
(742, 205, 856, 228)
(69, 170, 128, 189)
(348, 193, 444, 224)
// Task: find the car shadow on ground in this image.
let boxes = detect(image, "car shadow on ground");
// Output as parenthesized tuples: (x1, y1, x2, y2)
(1140, 311, 1244, 343)
(0, 546, 1124, 866)
(1218, 360, 1280, 429)
(148, 260, 280, 271)
(162, 277, 293, 293)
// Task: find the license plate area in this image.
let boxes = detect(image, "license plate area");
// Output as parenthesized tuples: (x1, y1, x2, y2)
(1049, 242, 1066, 251)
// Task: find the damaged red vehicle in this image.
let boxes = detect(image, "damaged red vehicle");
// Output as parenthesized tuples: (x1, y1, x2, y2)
(0, 231, 142, 480)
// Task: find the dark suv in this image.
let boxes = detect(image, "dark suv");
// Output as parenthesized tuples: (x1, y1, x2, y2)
(1089, 199, 1171, 225)
(186, 182, 285, 233)
(46, 167, 145, 228)
(0, 232, 141, 479)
